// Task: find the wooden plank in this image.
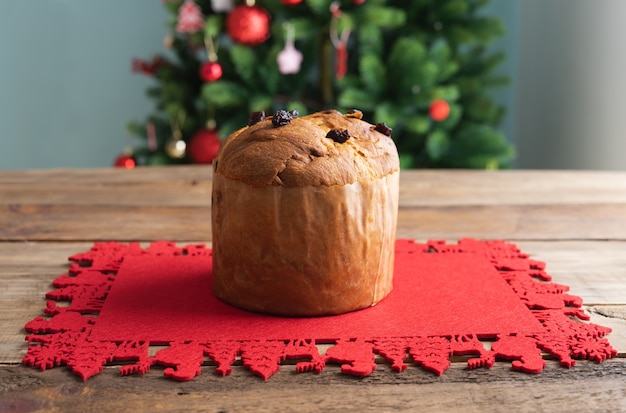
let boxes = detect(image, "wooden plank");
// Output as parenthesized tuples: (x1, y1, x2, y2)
(0, 165, 212, 186)
(0, 166, 210, 208)
(397, 204, 626, 241)
(2, 203, 626, 242)
(0, 183, 211, 207)
(516, 241, 626, 304)
(3, 168, 626, 208)
(0, 204, 211, 242)
(1, 361, 625, 412)
(2, 168, 625, 410)
(398, 169, 626, 206)
(2, 168, 626, 242)
(0, 242, 95, 364)
(587, 306, 626, 357)
(1, 241, 625, 364)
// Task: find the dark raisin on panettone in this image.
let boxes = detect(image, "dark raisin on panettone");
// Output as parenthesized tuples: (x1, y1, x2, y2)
(374, 122, 392, 137)
(248, 111, 266, 126)
(272, 110, 298, 126)
(326, 129, 351, 143)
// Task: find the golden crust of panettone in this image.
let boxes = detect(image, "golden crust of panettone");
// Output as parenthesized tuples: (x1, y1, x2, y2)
(211, 109, 400, 316)
(214, 109, 399, 188)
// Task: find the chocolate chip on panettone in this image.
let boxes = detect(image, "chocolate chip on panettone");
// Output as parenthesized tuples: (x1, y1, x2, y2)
(248, 110, 266, 126)
(374, 122, 392, 137)
(326, 129, 351, 143)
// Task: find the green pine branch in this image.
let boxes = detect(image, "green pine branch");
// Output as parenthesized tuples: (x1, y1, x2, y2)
(128, 0, 514, 169)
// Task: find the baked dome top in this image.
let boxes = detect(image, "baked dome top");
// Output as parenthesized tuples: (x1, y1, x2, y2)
(214, 109, 400, 188)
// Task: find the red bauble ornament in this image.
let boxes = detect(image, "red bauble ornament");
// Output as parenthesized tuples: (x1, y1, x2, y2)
(113, 154, 136, 169)
(281, 0, 303, 5)
(352, 0, 366, 4)
(226, 5, 271, 46)
(187, 129, 221, 164)
(200, 61, 223, 82)
(429, 99, 451, 122)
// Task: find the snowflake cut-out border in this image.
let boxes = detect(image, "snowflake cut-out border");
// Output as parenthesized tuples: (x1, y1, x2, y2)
(22, 239, 617, 381)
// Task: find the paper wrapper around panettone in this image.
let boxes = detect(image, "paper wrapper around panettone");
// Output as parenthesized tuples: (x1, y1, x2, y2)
(210, 110, 400, 317)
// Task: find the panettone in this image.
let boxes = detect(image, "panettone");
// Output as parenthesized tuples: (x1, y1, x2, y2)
(211, 109, 400, 316)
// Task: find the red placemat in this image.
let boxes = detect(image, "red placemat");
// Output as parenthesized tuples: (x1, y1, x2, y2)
(23, 239, 616, 381)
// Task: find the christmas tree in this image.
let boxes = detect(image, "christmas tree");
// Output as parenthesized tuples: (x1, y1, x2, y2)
(121, 0, 514, 169)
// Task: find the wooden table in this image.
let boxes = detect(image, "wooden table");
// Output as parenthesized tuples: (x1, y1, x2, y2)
(1, 166, 625, 412)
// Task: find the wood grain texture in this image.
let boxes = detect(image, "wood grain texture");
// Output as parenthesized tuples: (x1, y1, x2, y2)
(3, 203, 625, 242)
(398, 169, 626, 206)
(3, 167, 625, 205)
(2, 167, 626, 241)
(1, 167, 625, 411)
(1, 361, 625, 413)
(0, 242, 94, 364)
(516, 241, 626, 304)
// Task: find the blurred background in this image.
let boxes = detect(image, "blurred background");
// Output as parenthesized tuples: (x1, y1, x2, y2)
(1, 0, 624, 171)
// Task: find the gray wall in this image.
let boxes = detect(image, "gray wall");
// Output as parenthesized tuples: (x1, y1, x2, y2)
(1, 1, 624, 170)
(484, 0, 519, 165)
(0, 1, 167, 170)
(514, 0, 626, 170)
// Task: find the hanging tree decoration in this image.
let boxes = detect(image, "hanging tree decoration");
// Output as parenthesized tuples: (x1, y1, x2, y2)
(277, 22, 303, 75)
(429, 99, 451, 122)
(329, 1, 351, 80)
(281, 0, 304, 5)
(187, 128, 220, 164)
(200, 35, 223, 82)
(146, 122, 158, 152)
(164, 112, 187, 159)
(187, 114, 221, 164)
(163, 32, 175, 49)
(113, 150, 136, 169)
(226, 0, 271, 46)
(211, 0, 234, 13)
(113, 135, 136, 169)
(131, 56, 166, 77)
(176, 0, 204, 34)
(144, 122, 172, 166)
